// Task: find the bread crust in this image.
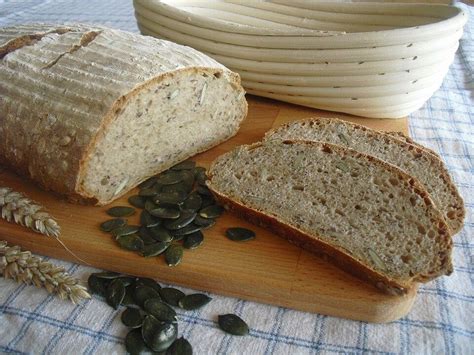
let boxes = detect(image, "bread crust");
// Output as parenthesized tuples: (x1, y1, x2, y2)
(207, 140, 453, 294)
(265, 117, 465, 234)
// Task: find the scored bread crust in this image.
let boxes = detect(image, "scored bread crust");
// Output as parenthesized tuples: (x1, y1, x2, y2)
(207, 141, 453, 294)
(264, 117, 464, 234)
(0, 24, 247, 205)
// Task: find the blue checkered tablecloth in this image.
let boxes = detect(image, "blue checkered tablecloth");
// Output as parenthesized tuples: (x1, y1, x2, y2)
(0, 1, 472, 354)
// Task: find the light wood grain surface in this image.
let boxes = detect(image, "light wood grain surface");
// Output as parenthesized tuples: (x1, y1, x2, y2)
(0, 95, 416, 323)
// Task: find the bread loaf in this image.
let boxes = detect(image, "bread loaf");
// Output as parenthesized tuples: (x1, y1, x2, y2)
(0, 24, 247, 205)
(207, 140, 453, 294)
(265, 118, 464, 234)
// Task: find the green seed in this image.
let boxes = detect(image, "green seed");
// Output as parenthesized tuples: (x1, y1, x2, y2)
(218, 314, 249, 336)
(138, 226, 157, 245)
(200, 195, 215, 208)
(225, 228, 256, 242)
(196, 185, 212, 197)
(156, 171, 184, 185)
(194, 167, 208, 185)
(150, 206, 181, 219)
(182, 192, 202, 212)
(335, 161, 349, 172)
(140, 210, 161, 228)
(178, 293, 211, 310)
(149, 226, 173, 243)
(368, 248, 386, 271)
(159, 288, 185, 307)
(87, 274, 109, 297)
(100, 218, 126, 232)
(172, 224, 202, 237)
(199, 205, 224, 219)
(171, 160, 196, 171)
(106, 206, 136, 217)
(93, 271, 123, 279)
(154, 191, 187, 205)
(121, 307, 144, 328)
(117, 234, 144, 251)
(165, 245, 183, 266)
(183, 231, 204, 249)
(136, 278, 161, 293)
(164, 211, 197, 230)
(128, 195, 147, 209)
(133, 285, 161, 307)
(338, 133, 350, 145)
(106, 279, 126, 310)
(141, 242, 169, 257)
(144, 298, 177, 323)
(139, 187, 159, 197)
(193, 215, 215, 228)
(111, 225, 140, 238)
(125, 328, 148, 355)
(166, 337, 192, 355)
(145, 199, 159, 212)
(142, 315, 178, 352)
(172, 234, 185, 242)
(139, 176, 158, 189)
(117, 277, 136, 287)
(122, 285, 136, 306)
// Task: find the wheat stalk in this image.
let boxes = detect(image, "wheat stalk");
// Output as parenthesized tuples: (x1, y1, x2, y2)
(0, 240, 91, 304)
(0, 187, 60, 237)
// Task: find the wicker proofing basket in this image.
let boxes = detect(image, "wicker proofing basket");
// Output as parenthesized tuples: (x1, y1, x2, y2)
(133, 0, 467, 118)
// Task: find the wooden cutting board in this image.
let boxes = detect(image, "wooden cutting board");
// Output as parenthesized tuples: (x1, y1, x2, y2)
(0, 95, 416, 323)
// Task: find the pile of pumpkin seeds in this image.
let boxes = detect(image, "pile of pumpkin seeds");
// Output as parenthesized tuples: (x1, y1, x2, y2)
(101, 161, 225, 266)
(88, 271, 249, 354)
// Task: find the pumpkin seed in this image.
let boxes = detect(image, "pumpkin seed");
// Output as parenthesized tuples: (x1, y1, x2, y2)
(117, 234, 144, 251)
(144, 298, 178, 323)
(100, 218, 126, 232)
(128, 195, 147, 209)
(150, 206, 181, 220)
(142, 315, 178, 352)
(136, 278, 161, 293)
(106, 279, 126, 309)
(172, 234, 185, 242)
(178, 293, 211, 310)
(166, 337, 192, 355)
(125, 328, 148, 355)
(87, 274, 109, 297)
(133, 285, 161, 307)
(154, 191, 187, 205)
(140, 210, 161, 228)
(117, 277, 136, 287)
(138, 226, 157, 245)
(121, 307, 144, 328)
(225, 228, 256, 242)
(159, 288, 185, 307)
(200, 195, 215, 208)
(338, 133, 350, 145)
(139, 187, 159, 197)
(139, 176, 158, 189)
(156, 171, 183, 185)
(145, 199, 159, 212)
(218, 314, 249, 336)
(111, 225, 140, 238)
(199, 205, 224, 219)
(149, 226, 173, 243)
(106, 206, 136, 217)
(171, 160, 196, 171)
(182, 192, 202, 212)
(164, 211, 197, 230)
(196, 185, 212, 197)
(161, 183, 187, 194)
(93, 271, 122, 279)
(335, 161, 349, 172)
(172, 224, 202, 237)
(141, 242, 169, 257)
(192, 215, 215, 228)
(122, 285, 136, 306)
(183, 231, 203, 249)
(194, 167, 208, 185)
(165, 245, 183, 266)
(368, 248, 386, 271)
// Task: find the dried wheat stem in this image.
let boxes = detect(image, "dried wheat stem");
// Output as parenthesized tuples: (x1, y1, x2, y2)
(0, 187, 60, 237)
(0, 240, 91, 304)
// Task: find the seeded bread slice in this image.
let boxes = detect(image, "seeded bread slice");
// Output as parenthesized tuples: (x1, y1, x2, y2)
(0, 24, 247, 205)
(385, 131, 442, 160)
(264, 118, 464, 234)
(207, 141, 453, 294)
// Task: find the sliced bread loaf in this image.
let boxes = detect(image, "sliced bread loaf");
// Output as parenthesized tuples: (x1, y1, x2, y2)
(0, 24, 247, 205)
(264, 118, 464, 234)
(207, 140, 453, 294)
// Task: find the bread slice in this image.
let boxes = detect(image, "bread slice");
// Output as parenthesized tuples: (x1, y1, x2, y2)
(207, 140, 453, 294)
(385, 131, 442, 160)
(0, 24, 247, 205)
(264, 118, 464, 234)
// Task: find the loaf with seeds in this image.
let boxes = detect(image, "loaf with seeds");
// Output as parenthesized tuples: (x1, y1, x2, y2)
(265, 118, 464, 234)
(0, 24, 247, 205)
(207, 141, 453, 294)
